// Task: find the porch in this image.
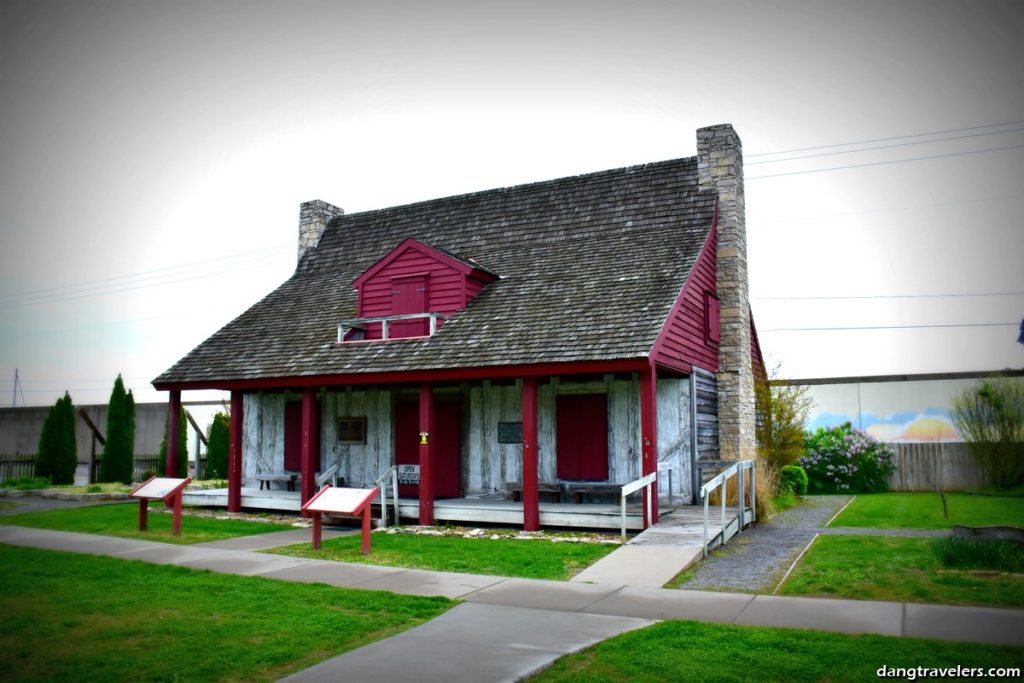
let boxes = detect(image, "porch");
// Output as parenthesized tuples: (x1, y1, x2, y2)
(181, 487, 667, 531)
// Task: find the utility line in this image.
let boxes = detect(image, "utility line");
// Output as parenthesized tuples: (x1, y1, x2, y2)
(761, 322, 1017, 332)
(747, 143, 1024, 180)
(746, 120, 1024, 157)
(753, 192, 1024, 225)
(755, 291, 1024, 301)
(746, 126, 1024, 166)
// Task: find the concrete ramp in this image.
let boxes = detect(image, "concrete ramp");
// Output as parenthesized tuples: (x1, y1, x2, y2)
(570, 545, 701, 587)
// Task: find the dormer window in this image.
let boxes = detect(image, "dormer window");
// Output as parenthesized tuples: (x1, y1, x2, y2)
(340, 238, 497, 342)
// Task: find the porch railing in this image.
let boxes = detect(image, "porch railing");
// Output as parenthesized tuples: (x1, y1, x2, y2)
(316, 462, 340, 488)
(338, 312, 450, 342)
(374, 465, 401, 530)
(620, 471, 656, 540)
(700, 459, 756, 558)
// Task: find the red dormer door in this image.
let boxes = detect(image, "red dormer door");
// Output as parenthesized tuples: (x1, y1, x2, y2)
(390, 275, 428, 338)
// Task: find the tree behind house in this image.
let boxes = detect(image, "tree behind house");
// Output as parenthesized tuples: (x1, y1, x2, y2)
(951, 377, 1024, 489)
(98, 375, 136, 484)
(35, 392, 77, 485)
(158, 410, 189, 478)
(205, 412, 230, 480)
(755, 373, 813, 471)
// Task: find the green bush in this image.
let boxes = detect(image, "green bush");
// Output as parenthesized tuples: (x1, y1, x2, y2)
(35, 393, 77, 485)
(98, 375, 136, 485)
(0, 476, 52, 490)
(780, 465, 808, 496)
(799, 423, 895, 494)
(205, 412, 229, 480)
(932, 537, 1024, 573)
(755, 374, 813, 470)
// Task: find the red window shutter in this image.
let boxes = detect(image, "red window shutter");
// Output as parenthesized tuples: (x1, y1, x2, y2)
(706, 293, 720, 344)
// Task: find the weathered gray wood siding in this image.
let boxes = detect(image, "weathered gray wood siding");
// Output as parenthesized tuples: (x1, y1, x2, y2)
(694, 368, 719, 460)
(321, 388, 392, 488)
(657, 376, 692, 501)
(242, 393, 290, 484)
(243, 377, 695, 500)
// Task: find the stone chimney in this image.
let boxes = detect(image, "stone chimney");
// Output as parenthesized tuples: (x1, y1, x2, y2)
(697, 124, 756, 460)
(298, 199, 344, 265)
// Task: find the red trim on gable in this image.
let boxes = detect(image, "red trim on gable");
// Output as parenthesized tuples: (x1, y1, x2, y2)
(650, 202, 720, 373)
(154, 358, 649, 392)
(353, 238, 475, 288)
(750, 308, 767, 383)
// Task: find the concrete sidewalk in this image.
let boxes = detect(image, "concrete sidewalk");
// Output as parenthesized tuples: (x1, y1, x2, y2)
(2, 525, 1023, 682)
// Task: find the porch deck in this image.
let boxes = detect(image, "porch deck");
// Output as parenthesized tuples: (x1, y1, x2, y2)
(181, 487, 661, 530)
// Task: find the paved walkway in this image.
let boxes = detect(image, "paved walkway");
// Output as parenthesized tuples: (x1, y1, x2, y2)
(1, 524, 1022, 683)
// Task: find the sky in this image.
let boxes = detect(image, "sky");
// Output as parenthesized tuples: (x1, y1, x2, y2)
(1, 0, 1022, 420)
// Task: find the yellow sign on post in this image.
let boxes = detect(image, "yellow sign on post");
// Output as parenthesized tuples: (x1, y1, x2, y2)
(419, 431, 429, 445)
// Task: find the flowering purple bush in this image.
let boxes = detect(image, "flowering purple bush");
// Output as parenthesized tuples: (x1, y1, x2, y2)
(799, 422, 895, 494)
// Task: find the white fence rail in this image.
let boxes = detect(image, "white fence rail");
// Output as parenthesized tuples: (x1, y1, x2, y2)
(700, 459, 756, 558)
(620, 471, 657, 540)
(374, 465, 401, 529)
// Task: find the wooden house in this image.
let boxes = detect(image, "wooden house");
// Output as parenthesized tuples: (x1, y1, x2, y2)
(153, 124, 765, 531)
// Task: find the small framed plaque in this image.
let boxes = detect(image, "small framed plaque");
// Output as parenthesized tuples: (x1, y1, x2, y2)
(337, 417, 367, 444)
(497, 421, 523, 444)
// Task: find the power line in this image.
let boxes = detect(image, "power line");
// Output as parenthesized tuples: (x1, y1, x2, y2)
(746, 120, 1024, 158)
(747, 143, 1024, 180)
(754, 192, 1024, 226)
(755, 291, 1024, 302)
(746, 126, 1024, 166)
(761, 322, 1017, 332)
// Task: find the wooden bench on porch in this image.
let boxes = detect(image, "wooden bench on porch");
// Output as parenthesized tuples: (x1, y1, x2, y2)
(255, 473, 299, 491)
(564, 482, 634, 504)
(506, 481, 563, 503)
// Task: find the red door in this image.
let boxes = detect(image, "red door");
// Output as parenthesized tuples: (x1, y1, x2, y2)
(284, 400, 318, 473)
(390, 275, 428, 338)
(556, 394, 608, 480)
(395, 402, 461, 497)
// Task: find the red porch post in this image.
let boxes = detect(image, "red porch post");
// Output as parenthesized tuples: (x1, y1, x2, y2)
(418, 383, 435, 525)
(521, 377, 540, 531)
(228, 391, 243, 512)
(639, 364, 659, 526)
(300, 389, 318, 510)
(166, 390, 182, 476)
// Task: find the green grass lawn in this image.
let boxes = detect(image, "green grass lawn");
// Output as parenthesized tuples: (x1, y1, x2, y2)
(531, 620, 1024, 682)
(0, 544, 451, 682)
(831, 493, 1024, 529)
(0, 502, 295, 544)
(780, 535, 1024, 608)
(270, 531, 617, 580)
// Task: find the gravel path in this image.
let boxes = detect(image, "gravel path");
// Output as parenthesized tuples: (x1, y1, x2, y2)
(677, 495, 956, 594)
(0, 495, 113, 516)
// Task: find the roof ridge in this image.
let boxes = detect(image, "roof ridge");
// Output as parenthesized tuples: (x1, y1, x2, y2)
(329, 155, 698, 225)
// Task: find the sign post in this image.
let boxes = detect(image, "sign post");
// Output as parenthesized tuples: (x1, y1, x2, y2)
(301, 485, 379, 553)
(129, 476, 193, 535)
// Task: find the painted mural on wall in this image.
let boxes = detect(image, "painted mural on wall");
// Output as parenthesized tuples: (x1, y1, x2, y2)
(802, 379, 974, 443)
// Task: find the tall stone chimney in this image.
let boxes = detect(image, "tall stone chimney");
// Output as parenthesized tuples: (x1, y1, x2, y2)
(298, 199, 344, 265)
(697, 124, 756, 460)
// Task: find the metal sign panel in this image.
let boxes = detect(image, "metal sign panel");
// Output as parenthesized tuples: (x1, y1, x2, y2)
(131, 477, 189, 500)
(397, 464, 420, 485)
(303, 486, 378, 515)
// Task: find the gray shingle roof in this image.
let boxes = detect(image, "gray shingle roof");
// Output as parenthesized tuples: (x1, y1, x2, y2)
(154, 157, 716, 386)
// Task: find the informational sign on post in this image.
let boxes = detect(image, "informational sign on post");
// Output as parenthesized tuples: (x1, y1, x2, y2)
(301, 485, 380, 554)
(129, 476, 192, 536)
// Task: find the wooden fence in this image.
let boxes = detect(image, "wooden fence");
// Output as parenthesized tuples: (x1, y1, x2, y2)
(0, 453, 36, 481)
(888, 443, 987, 491)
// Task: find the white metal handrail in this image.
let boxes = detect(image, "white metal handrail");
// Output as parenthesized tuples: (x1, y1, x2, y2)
(338, 312, 451, 342)
(620, 471, 657, 540)
(374, 465, 401, 530)
(700, 459, 756, 558)
(316, 462, 340, 488)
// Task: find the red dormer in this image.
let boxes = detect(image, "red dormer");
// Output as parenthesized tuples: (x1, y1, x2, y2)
(344, 238, 498, 340)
